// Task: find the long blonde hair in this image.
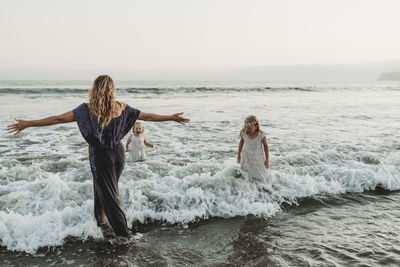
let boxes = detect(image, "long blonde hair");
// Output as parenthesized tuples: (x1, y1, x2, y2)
(240, 115, 264, 136)
(88, 75, 116, 130)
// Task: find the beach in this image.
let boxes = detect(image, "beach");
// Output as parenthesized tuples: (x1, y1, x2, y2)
(1, 80, 400, 266)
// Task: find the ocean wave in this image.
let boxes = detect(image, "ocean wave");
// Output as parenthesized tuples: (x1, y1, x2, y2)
(0, 88, 89, 95)
(121, 86, 318, 94)
(0, 86, 317, 96)
(0, 80, 398, 254)
(0, 150, 399, 253)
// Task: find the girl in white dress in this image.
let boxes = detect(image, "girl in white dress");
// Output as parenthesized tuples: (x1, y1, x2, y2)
(237, 115, 270, 181)
(125, 122, 154, 162)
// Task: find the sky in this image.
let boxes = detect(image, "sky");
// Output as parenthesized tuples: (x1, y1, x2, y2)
(1, 0, 400, 79)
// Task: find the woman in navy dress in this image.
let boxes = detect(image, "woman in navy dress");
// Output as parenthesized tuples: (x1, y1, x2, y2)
(7, 75, 189, 238)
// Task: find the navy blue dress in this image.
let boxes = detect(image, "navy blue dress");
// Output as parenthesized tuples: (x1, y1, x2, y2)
(73, 103, 140, 237)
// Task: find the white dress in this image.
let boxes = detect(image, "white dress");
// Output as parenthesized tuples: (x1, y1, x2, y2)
(240, 132, 270, 181)
(128, 135, 147, 162)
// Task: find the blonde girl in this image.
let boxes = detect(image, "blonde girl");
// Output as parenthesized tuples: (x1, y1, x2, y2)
(237, 115, 270, 181)
(125, 122, 154, 162)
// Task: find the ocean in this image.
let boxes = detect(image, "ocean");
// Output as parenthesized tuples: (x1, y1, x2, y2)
(0, 80, 399, 266)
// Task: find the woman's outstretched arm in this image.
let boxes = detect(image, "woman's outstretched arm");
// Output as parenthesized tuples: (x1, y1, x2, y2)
(138, 112, 189, 124)
(7, 111, 75, 135)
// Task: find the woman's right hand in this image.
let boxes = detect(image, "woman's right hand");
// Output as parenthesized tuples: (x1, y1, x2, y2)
(138, 112, 189, 124)
(7, 119, 30, 135)
(171, 113, 190, 124)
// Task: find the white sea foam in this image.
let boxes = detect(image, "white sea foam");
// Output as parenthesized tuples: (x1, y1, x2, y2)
(0, 80, 399, 253)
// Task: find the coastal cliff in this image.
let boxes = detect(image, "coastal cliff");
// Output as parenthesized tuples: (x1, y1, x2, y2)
(378, 72, 400, 81)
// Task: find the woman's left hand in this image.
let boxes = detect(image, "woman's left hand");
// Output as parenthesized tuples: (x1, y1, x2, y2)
(171, 113, 190, 124)
(7, 119, 30, 135)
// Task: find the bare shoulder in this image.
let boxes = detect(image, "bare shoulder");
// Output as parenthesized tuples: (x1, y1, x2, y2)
(116, 101, 128, 115)
(262, 133, 268, 142)
(119, 101, 127, 109)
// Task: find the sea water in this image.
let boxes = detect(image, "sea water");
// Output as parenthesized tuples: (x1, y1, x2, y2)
(0, 80, 399, 266)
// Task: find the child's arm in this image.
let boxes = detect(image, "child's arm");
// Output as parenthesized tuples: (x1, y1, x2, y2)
(125, 136, 132, 152)
(144, 137, 154, 148)
(262, 135, 269, 169)
(138, 112, 189, 124)
(237, 137, 244, 163)
(7, 111, 75, 135)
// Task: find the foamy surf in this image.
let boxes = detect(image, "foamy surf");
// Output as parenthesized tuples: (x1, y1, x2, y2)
(1, 152, 399, 254)
(1, 80, 399, 255)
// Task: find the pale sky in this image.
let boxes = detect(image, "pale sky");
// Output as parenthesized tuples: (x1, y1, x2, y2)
(1, 0, 400, 78)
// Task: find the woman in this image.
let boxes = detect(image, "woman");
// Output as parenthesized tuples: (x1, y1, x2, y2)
(7, 75, 189, 238)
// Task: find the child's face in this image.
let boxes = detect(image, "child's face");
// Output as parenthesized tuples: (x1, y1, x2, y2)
(245, 123, 257, 134)
(133, 125, 143, 135)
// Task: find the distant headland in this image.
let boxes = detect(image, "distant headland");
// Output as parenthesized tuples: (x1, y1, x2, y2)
(378, 72, 400, 81)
